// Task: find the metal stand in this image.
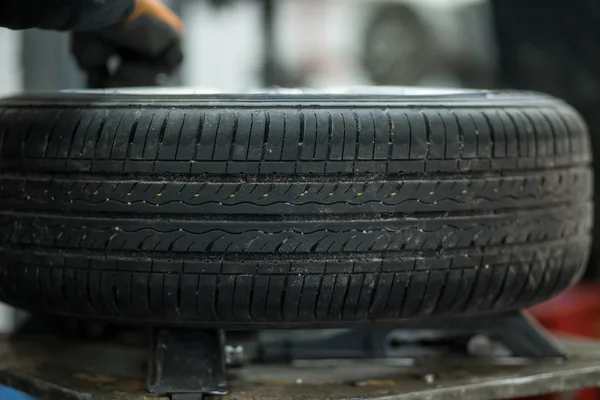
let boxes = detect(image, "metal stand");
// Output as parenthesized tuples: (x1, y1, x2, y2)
(0, 311, 594, 400)
(256, 311, 565, 361)
(135, 311, 565, 399)
(147, 329, 227, 400)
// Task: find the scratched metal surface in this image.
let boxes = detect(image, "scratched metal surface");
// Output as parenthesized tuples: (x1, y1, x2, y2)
(0, 330, 160, 400)
(0, 331, 600, 400)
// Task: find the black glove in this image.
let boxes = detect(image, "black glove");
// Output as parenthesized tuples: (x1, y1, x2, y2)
(71, 0, 183, 88)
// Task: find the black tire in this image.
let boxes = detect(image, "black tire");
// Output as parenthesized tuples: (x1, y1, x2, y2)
(0, 88, 592, 327)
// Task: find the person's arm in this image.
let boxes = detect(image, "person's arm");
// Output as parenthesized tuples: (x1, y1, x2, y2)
(0, 0, 135, 31)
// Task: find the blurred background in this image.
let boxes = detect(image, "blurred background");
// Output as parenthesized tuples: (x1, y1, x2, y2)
(0, 0, 497, 93)
(1, 1, 599, 398)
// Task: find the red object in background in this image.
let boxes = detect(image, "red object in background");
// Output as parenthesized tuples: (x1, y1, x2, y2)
(525, 284, 600, 400)
(530, 284, 600, 338)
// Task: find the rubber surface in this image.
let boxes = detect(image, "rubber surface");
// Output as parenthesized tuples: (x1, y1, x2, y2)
(0, 89, 592, 326)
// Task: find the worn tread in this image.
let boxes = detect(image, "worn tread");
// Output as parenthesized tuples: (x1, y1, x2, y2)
(0, 90, 592, 326)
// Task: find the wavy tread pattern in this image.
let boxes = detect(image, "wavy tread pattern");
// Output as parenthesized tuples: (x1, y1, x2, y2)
(0, 205, 591, 253)
(0, 168, 591, 215)
(0, 91, 593, 325)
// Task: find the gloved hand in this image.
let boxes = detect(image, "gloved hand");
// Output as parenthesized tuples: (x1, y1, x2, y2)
(71, 0, 183, 88)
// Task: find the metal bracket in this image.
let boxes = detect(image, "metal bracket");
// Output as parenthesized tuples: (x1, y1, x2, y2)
(256, 311, 565, 361)
(147, 329, 228, 400)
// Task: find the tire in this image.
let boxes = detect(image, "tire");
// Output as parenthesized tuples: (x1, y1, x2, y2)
(362, 4, 431, 86)
(0, 88, 592, 327)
